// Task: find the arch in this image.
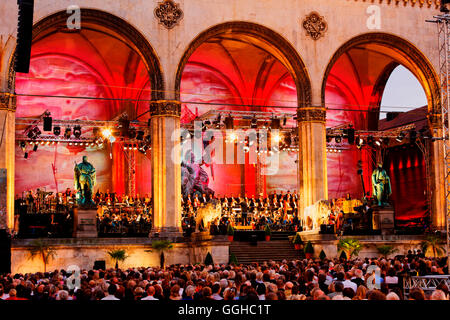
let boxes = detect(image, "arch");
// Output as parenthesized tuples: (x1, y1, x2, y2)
(11, 8, 164, 100)
(174, 21, 311, 107)
(321, 32, 440, 117)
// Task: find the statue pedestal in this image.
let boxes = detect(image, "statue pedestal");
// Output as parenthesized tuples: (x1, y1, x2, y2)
(373, 205, 395, 235)
(74, 207, 98, 238)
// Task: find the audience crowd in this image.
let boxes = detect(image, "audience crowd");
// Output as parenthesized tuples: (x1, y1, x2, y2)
(1, 253, 448, 301)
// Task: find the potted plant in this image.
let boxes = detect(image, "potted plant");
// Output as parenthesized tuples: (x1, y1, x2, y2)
(319, 249, 327, 261)
(421, 233, 445, 258)
(304, 240, 314, 259)
(227, 224, 234, 241)
(376, 245, 398, 259)
(27, 239, 57, 273)
(292, 233, 304, 250)
(264, 225, 271, 241)
(204, 252, 214, 265)
(107, 249, 128, 269)
(146, 240, 173, 268)
(337, 238, 362, 260)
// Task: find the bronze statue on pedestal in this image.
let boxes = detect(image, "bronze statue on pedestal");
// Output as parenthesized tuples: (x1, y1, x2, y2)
(371, 163, 392, 207)
(74, 156, 97, 209)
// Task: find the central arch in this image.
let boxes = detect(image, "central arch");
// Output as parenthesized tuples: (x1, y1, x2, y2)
(175, 21, 311, 107)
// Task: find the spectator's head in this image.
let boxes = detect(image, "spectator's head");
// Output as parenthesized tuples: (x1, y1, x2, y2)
(409, 288, 425, 300)
(431, 289, 448, 300)
(334, 282, 344, 293)
(386, 292, 400, 300)
(368, 290, 386, 300)
(343, 287, 355, 299)
(107, 283, 117, 296)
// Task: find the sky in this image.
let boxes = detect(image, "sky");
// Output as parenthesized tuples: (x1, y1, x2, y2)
(380, 65, 428, 119)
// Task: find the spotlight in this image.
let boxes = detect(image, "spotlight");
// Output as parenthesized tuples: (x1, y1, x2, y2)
(145, 135, 151, 144)
(326, 135, 332, 143)
(43, 113, 52, 131)
(136, 131, 144, 141)
(271, 132, 281, 143)
(367, 136, 374, 147)
(124, 144, 128, 150)
(251, 116, 258, 129)
(24, 152, 28, 159)
(73, 125, 82, 138)
(346, 126, 355, 144)
(213, 114, 222, 128)
(396, 132, 405, 143)
(383, 138, 390, 146)
(375, 140, 381, 147)
(128, 128, 136, 139)
(64, 127, 72, 139)
(102, 128, 112, 139)
(33, 144, 38, 152)
(228, 132, 237, 142)
(224, 114, 234, 130)
(335, 136, 342, 144)
(53, 126, 61, 136)
(282, 117, 287, 126)
(27, 126, 41, 140)
(20, 141, 26, 151)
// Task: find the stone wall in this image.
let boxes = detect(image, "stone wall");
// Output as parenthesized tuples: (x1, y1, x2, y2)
(11, 237, 229, 274)
(299, 232, 427, 259)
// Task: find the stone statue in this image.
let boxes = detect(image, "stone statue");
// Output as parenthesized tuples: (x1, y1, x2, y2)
(371, 163, 392, 207)
(74, 155, 97, 208)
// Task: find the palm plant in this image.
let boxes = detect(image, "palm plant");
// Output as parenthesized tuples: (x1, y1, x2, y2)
(376, 245, 398, 258)
(107, 249, 128, 269)
(337, 238, 362, 260)
(421, 234, 446, 258)
(27, 239, 57, 273)
(146, 240, 173, 268)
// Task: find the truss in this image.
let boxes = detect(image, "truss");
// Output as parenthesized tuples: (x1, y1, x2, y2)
(431, 13, 450, 268)
(403, 276, 450, 297)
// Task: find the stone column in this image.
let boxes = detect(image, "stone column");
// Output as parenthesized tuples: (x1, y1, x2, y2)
(429, 114, 446, 230)
(149, 100, 182, 238)
(0, 92, 15, 231)
(297, 107, 328, 223)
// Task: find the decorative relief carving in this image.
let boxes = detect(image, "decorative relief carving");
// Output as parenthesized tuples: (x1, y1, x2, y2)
(428, 113, 442, 128)
(302, 12, 327, 40)
(297, 107, 326, 122)
(345, 0, 439, 9)
(151, 100, 181, 117)
(154, 0, 183, 29)
(0, 93, 16, 111)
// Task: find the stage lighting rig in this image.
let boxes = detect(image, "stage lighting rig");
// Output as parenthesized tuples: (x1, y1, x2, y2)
(441, 0, 450, 13)
(27, 126, 41, 140)
(73, 125, 82, 138)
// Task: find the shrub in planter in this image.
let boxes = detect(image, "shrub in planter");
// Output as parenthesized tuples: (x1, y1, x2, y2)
(293, 233, 304, 250)
(319, 249, 327, 261)
(264, 225, 271, 241)
(227, 224, 234, 241)
(204, 252, 214, 265)
(304, 241, 314, 259)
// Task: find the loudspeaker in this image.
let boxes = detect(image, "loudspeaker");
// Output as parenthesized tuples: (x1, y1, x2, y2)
(93, 260, 106, 270)
(43, 116, 52, 131)
(0, 230, 11, 274)
(347, 128, 355, 144)
(14, 0, 35, 73)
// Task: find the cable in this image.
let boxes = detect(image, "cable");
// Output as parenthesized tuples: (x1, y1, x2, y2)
(7, 92, 429, 115)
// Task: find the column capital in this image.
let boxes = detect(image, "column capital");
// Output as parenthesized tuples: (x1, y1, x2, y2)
(297, 106, 326, 123)
(0, 92, 16, 111)
(150, 100, 181, 117)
